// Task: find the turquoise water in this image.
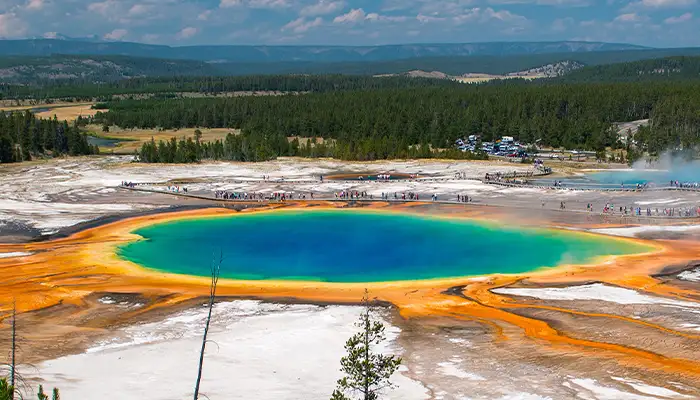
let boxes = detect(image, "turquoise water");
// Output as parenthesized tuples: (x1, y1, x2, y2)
(87, 135, 127, 148)
(535, 167, 700, 189)
(118, 210, 650, 283)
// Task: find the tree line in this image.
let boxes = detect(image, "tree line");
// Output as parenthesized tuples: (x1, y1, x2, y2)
(93, 80, 700, 163)
(0, 75, 459, 101)
(136, 132, 488, 163)
(0, 111, 98, 163)
(558, 56, 700, 83)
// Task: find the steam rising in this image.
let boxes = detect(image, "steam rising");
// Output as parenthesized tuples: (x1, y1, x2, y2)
(631, 151, 700, 184)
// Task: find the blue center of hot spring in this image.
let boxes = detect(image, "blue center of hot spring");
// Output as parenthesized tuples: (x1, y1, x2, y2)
(118, 210, 650, 282)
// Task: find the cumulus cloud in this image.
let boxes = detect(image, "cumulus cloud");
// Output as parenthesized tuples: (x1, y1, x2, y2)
(26, 0, 45, 11)
(416, 13, 447, 23)
(414, 0, 473, 15)
(415, 7, 527, 25)
(0, 13, 28, 38)
(333, 8, 366, 23)
(624, 0, 695, 9)
(87, 1, 114, 15)
(641, 0, 696, 6)
(0, 0, 692, 47)
(300, 0, 345, 16)
(198, 10, 212, 20)
(365, 12, 408, 22)
(282, 16, 323, 32)
(664, 11, 692, 23)
(490, 0, 589, 5)
(333, 8, 406, 23)
(103, 28, 128, 40)
(220, 0, 290, 8)
(480, 7, 526, 21)
(176, 26, 198, 39)
(614, 12, 648, 21)
(128, 4, 152, 16)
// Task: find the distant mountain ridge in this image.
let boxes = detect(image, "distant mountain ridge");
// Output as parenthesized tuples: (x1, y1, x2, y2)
(4, 49, 700, 85)
(0, 39, 648, 62)
(0, 55, 221, 83)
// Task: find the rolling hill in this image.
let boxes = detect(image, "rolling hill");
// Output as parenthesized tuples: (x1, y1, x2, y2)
(2, 47, 700, 86)
(0, 55, 221, 83)
(0, 39, 647, 62)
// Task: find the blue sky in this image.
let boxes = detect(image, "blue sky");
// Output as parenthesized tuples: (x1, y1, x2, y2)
(0, 0, 697, 47)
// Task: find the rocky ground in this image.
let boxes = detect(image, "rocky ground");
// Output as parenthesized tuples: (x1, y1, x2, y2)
(2, 155, 699, 241)
(3, 156, 700, 400)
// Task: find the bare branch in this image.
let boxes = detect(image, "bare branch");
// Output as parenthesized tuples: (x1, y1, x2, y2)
(193, 250, 222, 400)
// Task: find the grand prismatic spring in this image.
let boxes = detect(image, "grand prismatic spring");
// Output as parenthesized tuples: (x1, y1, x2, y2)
(118, 210, 652, 282)
(2, 159, 700, 399)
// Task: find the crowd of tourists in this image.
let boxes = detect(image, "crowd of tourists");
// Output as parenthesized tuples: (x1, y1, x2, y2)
(598, 203, 700, 217)
(336, 191, 372, 199)
(670, 180, 700, 189)
(483, 170, 542, 185)
(214, 191, 314, 201)
(166, 186, 187, 193)
(383, 192, 416, 201)
(368, 174, 392, 181)
(457, 195, 472, 202)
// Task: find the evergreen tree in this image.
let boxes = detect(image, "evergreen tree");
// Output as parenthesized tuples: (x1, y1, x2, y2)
(37, 385, 47, 400)
(102, 80, 700, 163)
(0, 378, 13, 400)
(331, 290, 402, 400)
(35, 385, 59, 400)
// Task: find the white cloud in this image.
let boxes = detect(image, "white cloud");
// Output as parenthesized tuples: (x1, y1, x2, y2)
(300, 0, 344, 16)
(26, 0, 44, 11)
(614, 12, 648, 21)
(43, 31, 58, 38)
(128, 4, 152, 16)
(220, 0, 290, 8)
(103, 28, 127, 40)
(416, 7, 527, 25)
(0, 13, 28, 38)
(664, 11, 692, 23)
(415, 0, 473, 15)
(333, 8, 406, 23)
(176, 26, 198, 39)
(451, 8, 481, 23)
(333, 8, 366, 23)
(87, 1, 114, 15)
(282, 16, 323, 32)
(624, 0, 695, 9)
(490, 0, 589, 5)
(197, 10, 212, 20)
(641, 0, 696, 6)
(220, 0, 241, 7)
(416, 13, 447, 23)
(480, 7, 526, 21)
(365, 12, 408, 22)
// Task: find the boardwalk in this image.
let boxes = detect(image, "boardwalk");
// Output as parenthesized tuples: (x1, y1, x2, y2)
(119, 183, 700, 221)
